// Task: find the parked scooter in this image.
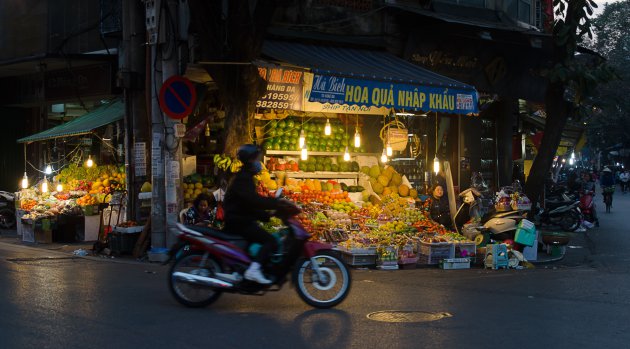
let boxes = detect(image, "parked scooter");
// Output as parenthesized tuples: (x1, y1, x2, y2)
(455, 188, 527, 244)
(165, 188, 352, 309)
(579, 190, 598, 226)
(0, 191, 16, 230)
(534, 192, 581, 232)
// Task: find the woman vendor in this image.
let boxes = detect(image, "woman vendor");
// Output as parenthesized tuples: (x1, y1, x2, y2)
(184, 193, 217, 226)
(429, 184, 452, 229)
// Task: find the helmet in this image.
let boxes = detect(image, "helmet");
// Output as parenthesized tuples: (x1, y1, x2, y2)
(237, 144, 261, 162)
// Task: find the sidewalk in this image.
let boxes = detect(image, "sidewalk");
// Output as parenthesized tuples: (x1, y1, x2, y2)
(0, 228, 144, 263)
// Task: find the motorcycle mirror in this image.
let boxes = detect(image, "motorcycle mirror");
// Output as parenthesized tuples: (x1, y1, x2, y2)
(275, 187, 284, 198)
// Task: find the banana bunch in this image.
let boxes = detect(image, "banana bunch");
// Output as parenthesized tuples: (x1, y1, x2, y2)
(213, 154, 232, 172)
(213, 154, 244, 173)
(229, 159, 243, 173)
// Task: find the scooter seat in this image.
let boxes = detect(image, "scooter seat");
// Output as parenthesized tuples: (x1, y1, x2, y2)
(545, 200, 573, 209)
(184, 225, 246, 242)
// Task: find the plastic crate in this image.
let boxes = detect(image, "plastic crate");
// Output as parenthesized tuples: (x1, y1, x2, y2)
(109, 231, 140, 255)
(418, 241, 454, 265)
(454, 242, 477, 260)
(340, 251, 377, 267)
(441, 258, 471, 270)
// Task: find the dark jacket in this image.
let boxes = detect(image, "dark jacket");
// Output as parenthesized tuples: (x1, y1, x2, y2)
(429, 195, 451, 228)
(223, 167, 280, 225)
(600, 172, 615, 187)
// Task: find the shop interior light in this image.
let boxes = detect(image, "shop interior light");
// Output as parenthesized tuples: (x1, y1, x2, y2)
(381, 149, 388, 163)
(44, 164, 53, 175)
(354, 128, 361, 148)
(21, 172, 28, 189)
(433, 112, 440, 174)
(433, 156, 440, 174)
(41, 178, 48, 193)
(86, 155, 94, 168)
(343, 146, 351, 162)
(56, 183, 63, 192)
(569, 158, 574, 165)
(300, 147, 308, 161)
(299, 129, 306, 149)
(386, 140, 393, 157)
(324, 118, 331, 136)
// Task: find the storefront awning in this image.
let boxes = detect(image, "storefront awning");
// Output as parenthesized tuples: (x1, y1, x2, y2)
(17, 100, 124, 143)
(261, 40, 479, 115)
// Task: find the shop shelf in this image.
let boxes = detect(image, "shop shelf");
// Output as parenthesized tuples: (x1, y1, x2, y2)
(269, 171, 359, 179)
(265, 150, 379, 157)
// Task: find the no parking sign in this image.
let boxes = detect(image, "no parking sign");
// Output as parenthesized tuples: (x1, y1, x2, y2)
(158, 76, 197, 120)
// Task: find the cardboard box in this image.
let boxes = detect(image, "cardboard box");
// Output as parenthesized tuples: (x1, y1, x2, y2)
(182, 155, 197, 177)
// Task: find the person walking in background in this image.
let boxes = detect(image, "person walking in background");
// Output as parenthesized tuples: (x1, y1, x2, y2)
(619, 169, 629, 194)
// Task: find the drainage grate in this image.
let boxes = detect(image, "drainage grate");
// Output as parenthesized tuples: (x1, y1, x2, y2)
(367, 311, 452, 323)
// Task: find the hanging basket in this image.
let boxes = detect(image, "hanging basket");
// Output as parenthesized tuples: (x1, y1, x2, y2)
(380, 119, 408, 151)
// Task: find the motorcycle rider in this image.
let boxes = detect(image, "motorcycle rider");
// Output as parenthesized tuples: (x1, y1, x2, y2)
(600, 167, 615, 207)
(223, 144, 289, 285)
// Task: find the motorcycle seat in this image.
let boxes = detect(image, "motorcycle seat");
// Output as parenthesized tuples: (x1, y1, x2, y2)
(545, 200, 572, 209)
(184, 225, 246, 242)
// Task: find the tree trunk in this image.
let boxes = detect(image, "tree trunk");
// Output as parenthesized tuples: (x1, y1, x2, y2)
(187, 0, 278, 156)
(524, 82, 569, 209)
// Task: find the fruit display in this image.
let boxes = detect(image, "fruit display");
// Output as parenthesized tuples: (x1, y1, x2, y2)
(213, 154, 242, 173)
(182, 173, 216, 201)
(262, 117, 366, 153)
(76, 194, 98, 206)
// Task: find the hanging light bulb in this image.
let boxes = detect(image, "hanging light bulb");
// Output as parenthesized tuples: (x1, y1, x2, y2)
(381, 149, 388, 163)
(56, 183, 63, 192)
(41, 178, 48, 193)
(301, 147, 308, 161)
(21, 172, 29, 189)
(204, 123, 210, 137)
(324, 118, 331, 136)
(386, 140, 393, 157)
(433, 156, 440, 174)
(354, 127, 361, 148)
(299, 129, 306, 149)
(86, 155, 94, 168)
(44, 164, 52, 175)
(343, 146, 351, 162)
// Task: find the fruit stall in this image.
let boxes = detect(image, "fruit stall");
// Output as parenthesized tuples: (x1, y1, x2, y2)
(256, 159, 478, 269)
(16, 164, 129, 243)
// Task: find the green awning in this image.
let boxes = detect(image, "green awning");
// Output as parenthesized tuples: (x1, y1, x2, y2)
(18, 100, 124, 143)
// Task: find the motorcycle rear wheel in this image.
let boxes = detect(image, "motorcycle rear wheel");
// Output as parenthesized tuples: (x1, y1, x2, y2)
(168, 252, 223, 308)
(560, 211, 580, 232)
(293, 250, 352, 309)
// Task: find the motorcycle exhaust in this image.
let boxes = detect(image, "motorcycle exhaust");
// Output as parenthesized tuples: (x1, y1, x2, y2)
(172, 272, 234, 289)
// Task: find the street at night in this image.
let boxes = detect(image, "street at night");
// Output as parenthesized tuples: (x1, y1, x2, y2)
(1, 192, 629, 349)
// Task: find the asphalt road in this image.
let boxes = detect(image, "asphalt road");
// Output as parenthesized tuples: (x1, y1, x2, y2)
(1, 190, 629, 349)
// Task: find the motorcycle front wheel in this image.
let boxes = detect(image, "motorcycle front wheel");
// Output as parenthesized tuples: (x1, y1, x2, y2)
(168, 252, 223, 308)
(293, 250, 352, 309)
(0, 208, 16, 229)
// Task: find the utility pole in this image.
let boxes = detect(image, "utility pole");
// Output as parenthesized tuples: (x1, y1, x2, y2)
(121, 0, 149, 222)
(146, 0, 184, 248)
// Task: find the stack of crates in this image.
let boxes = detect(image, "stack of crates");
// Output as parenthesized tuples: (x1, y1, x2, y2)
(418, 241, 454, 265)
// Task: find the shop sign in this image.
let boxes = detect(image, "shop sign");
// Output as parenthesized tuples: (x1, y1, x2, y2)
(307, 74, 478, 115)
(256, 67, 303, 110)
(302, 73, 389, 115)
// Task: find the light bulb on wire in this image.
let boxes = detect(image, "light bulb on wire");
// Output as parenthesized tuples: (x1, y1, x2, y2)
(44, 164, 52, 175)
(86, 155, 94, 168)
(433, 156, 440, 174)
(381, 149, 388, 163)
(343, 146, 350, 162)
(56, 183, 63, 192)
(324, 119, 331, 136)
(41, 178, 48, 193)
(354, 127, 361, 148)
(300, 147, 308, 161)
(21, 172, 28, 189)
(386, 140, 393, 157)
(299, 129, 306, 149)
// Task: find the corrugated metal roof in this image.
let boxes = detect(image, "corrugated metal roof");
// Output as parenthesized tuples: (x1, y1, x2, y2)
(261, 40, 476, 91)
(18, 100, 124, 143)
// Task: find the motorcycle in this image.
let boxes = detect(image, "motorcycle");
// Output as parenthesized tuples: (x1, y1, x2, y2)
(165, 189, 352, 309)
(535, 193, 581, 232)
(579, 190, 598, 226)
(0, 191, 16, 230)
(455, 188, 527, 244)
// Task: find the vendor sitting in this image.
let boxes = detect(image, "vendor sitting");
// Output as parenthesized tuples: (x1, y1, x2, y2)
(184, 193, 217, 227)
(429, 184, 452, 229)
